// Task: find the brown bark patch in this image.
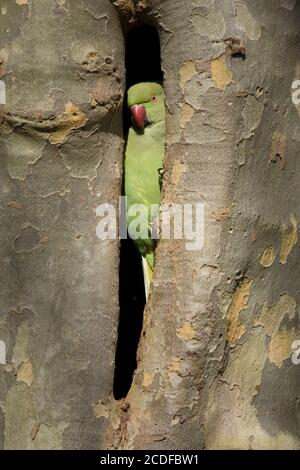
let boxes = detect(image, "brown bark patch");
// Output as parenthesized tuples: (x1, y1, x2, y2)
(171, 159, 187, 188)
(211, 55, 233, 90)
(142, 372, 155, 388)
(269, 131, 287, 172)
(210, 207, 231, 222)
(180, 103, 194, 129)
(31, 422, 41, 441)
(226, 279, 252, 348)
(17, 359, 33, 386)
(177, 322, 196, 341)
(7, 201, 23, 210)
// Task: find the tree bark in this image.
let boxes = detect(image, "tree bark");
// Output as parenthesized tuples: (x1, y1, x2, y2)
(1, 0, 300, 451)
(105, 0, 300, 450)
(0, 0, 124, 449)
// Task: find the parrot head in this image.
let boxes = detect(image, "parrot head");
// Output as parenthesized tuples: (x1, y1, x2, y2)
(127, 82, 164, 130)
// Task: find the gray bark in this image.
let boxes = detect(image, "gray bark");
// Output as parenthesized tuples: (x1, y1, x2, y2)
(1, 0, 300, 451)
(0, 0, 124, 449)
(105, 0, 300, 451)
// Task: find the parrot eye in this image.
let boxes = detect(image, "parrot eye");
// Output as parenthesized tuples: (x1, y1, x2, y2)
(151, 96, 157, 102)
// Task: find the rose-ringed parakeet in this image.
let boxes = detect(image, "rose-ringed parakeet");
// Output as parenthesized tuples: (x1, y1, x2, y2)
(124, 82, 165, 299)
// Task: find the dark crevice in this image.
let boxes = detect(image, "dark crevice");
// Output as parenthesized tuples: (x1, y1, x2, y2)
(113, 23, 163, 400)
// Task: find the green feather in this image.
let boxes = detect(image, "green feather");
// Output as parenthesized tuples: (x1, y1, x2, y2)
(125, 82, 165, 298)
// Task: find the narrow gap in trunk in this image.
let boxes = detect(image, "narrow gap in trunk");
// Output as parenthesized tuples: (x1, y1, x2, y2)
(113, 23, 163, 400)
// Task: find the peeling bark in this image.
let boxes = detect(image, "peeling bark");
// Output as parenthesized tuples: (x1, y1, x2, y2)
(1, 0, 300, 451)
(0, 0, 124, 450)
(105, 0, 300, 451)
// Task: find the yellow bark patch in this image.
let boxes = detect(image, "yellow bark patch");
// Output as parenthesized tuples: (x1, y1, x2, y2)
(180, 61, 197, 94)
(226, 279, 252, 348)
(211, 55, 233, 91)
(16, 0, 28, 5)
(142, 371, 154, 388)
(280, 213, 298, 264)
(168, 357, 181, 374)
(177, 322, 196, 341)
(17, 359, 33, 386)
(259, 246, 276, 268)
(49, 103, 88, 145)
(92, 401, 110, 419)
(269, 329, 297, 368)
(180, 103, 194, 128)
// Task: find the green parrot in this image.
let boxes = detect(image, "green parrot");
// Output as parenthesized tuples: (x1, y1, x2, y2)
(124, 82, 165, 299)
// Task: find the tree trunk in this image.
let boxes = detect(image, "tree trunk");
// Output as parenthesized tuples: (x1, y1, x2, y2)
(1, 0, 300, 451)
(0, 0, 124, 449)
(105, 0, 300, 450)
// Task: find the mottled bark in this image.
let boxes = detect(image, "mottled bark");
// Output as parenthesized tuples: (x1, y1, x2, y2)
(105, 0, 300, 450)
(0, 0, 124, 449)
(1, 0, 300, 451)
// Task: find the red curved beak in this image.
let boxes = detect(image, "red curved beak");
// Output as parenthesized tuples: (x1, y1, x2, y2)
(131, 104, 146, 129)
